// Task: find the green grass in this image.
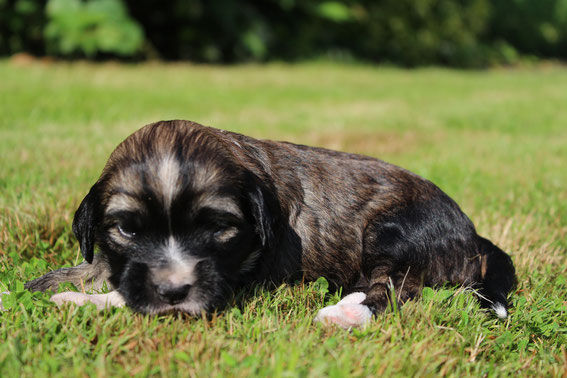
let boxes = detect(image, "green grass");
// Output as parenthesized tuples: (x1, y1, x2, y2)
(1, 60, 566, 376)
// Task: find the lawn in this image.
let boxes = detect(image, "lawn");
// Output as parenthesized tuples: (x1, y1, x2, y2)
(0, 60, 566, 376)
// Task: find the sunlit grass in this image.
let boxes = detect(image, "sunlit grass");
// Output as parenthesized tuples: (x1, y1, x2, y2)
(0, 60, 566, 376)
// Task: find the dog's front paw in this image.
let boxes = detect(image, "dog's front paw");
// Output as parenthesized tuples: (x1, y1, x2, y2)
(314, 292, 373, 329)
(51, 291, 125, 310)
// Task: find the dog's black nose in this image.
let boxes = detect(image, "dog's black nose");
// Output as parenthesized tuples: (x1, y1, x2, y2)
(155, 283, 191, 304)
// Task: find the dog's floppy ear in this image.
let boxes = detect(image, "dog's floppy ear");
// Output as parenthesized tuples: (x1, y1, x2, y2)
(72, 183, 102, 264)
(247, 175, 281, 249)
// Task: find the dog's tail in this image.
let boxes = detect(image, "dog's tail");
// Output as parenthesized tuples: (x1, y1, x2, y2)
(477, 237, 516, 319)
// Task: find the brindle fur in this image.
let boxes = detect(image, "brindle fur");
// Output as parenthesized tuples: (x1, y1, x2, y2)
(26, 120, 516, 316)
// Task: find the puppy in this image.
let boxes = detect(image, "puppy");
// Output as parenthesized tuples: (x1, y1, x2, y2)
(24, 120, 516, 327)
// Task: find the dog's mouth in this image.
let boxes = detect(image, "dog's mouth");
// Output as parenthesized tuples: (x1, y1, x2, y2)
(142, 299, 206, 315)
(135, 281, 225, 316)
(137, 285, 206, 315)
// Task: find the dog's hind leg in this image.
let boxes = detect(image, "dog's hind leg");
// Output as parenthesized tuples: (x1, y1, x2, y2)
(25, 253, 113, 293)
(315, 219, 428, 328)
(314, 264, 420, 328)
(360, 264, 423, 314)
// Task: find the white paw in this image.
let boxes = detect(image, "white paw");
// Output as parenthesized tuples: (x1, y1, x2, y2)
(337, 292, 367, 305)
(314, 292, 373, 329)
(51, 291, 125, 310)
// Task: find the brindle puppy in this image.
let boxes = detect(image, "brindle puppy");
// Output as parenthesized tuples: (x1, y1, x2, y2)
(23, 120, 516, 327)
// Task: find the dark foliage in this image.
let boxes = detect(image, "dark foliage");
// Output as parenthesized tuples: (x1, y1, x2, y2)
(1, 0, 566, 66)
(0, 0, 47, 56)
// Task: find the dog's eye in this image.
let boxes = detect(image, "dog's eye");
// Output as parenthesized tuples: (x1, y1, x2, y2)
(214, 226, 239, 242)
(107, 211, 143, 239)
(117, 224, 138, 238)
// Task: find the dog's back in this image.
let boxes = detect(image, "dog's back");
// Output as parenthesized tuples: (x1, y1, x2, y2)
(211, 126, 516, 317)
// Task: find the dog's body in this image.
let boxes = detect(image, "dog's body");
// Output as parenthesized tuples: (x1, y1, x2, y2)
(25, 120, 516, 326)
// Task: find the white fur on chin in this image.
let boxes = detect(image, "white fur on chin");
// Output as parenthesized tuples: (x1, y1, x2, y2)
(314, 292, 373, 329)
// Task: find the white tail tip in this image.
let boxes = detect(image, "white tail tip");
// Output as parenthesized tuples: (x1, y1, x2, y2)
(492, 303, 508, 319)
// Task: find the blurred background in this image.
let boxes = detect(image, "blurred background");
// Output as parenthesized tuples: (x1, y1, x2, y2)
(2, 0, 567, 67)
(1, 3, 567, 375)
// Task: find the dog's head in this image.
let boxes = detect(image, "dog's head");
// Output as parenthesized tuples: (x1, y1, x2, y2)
(72, 121, 280, 314)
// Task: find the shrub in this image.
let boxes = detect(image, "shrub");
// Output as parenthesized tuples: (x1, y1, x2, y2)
(44, 0, 143, 58)
(1, 0, 566, 66)
(489, 0, 567, 59)
(0, 0, 47, 56)
(352, 0, 492, 67)
(121, 0, 495, 66)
